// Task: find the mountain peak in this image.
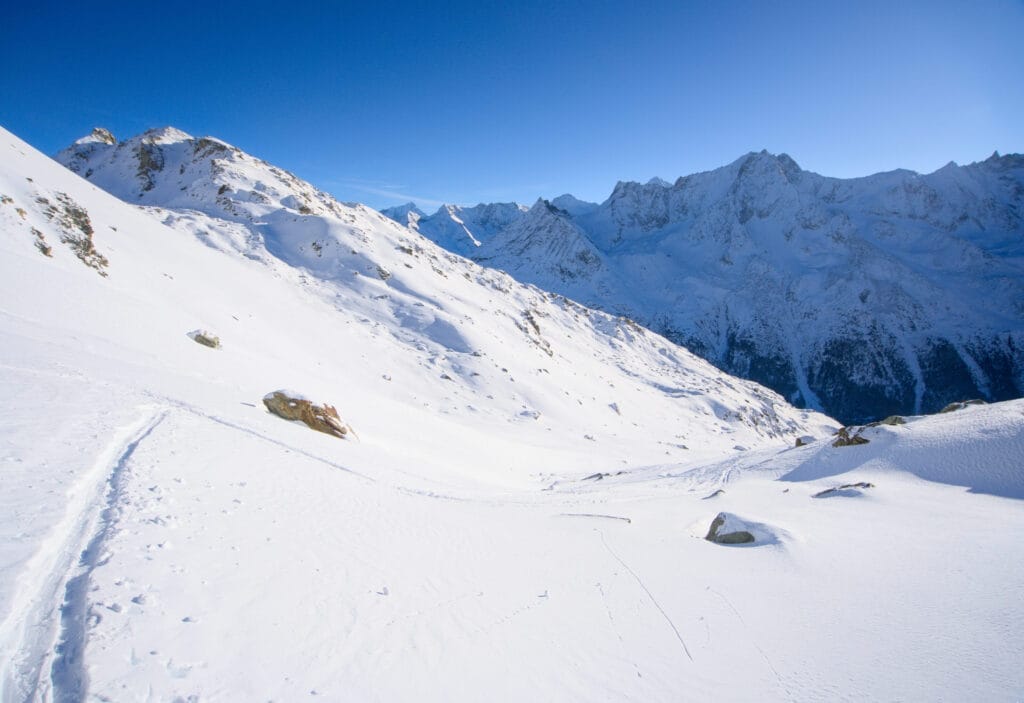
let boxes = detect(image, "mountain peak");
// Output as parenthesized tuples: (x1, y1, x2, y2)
(136, 126, 194, 145)
(74, 127, 116, 146)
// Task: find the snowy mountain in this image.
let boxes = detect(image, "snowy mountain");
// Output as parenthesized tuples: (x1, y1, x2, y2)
(406, 151, 1024, 424)
(379, 201, 425, 231)
(4, 125, 1023, 700)
(381, 201, 529, 257)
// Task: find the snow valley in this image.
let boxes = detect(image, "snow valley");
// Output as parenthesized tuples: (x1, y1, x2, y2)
(1, 125, 1022, 701)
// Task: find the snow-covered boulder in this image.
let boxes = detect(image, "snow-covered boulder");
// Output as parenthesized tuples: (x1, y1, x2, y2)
(705, 512, 756, 544)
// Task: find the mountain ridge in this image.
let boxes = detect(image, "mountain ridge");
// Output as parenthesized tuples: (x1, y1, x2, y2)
(382, 149, 1024, 424)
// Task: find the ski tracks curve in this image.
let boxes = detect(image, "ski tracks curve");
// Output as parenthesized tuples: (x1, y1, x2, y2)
(0, 407, 167, 703)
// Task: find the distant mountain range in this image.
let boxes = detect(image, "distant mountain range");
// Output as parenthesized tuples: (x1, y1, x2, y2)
(383, 152, 1024, 423)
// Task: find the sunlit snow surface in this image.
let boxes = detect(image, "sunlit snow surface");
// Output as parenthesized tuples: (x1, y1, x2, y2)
(2, 127, 1023, 700)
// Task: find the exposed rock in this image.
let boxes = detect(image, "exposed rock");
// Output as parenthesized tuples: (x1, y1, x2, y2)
(31, 227, 52, 257)
(188, 330, 221, 349)
(35, 192, 108, 275)
(582, 471, 626, 482)
(874, 415, 906, 426)
(263, 390, 350, 439)
(702, 488, 726, 500)
(813, 482, 875, 498)
(939, 399, 987, 414)
(705, 512, 755, 544)
(795, 435, 815, 447)
(89, 127, 116, 145)
(832, 426, 870, 447)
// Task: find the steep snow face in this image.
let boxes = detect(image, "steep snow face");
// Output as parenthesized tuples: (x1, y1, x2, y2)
(7, 128, 1024, 701)
(420, 151, 1024, 423)
(384, 201, 530, 257)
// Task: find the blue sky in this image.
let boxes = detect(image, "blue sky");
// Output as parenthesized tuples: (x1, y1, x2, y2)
(2, 0, 1022, 210)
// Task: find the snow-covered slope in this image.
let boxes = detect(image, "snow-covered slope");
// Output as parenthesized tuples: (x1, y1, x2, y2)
(409, 152, 1024, 424)
(4, 125, 1022, 700)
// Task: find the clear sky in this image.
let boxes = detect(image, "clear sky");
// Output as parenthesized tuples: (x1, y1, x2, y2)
(2, 0, 1022, 211)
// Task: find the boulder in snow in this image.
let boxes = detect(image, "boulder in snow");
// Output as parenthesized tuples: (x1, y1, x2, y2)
(263, 390, 350, 439)
(705, 512, 755, 544)
(188, 329, 221, 349)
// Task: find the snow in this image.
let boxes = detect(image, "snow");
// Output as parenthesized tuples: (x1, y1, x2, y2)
(2, 125, 1024, 700)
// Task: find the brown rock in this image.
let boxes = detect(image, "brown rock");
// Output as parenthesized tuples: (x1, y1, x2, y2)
(263, 391, 349, 439)
(189, 330, 221, 349)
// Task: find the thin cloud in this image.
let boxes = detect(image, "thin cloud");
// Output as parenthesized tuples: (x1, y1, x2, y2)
(323, 179, 447, 208)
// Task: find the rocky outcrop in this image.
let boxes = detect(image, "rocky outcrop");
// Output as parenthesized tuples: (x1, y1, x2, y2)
(262, 390, 350, 439)
(940, 399, 987, 414)
(35, 192, 108, 275)
(832, 426, 870, 447)
(813, 482, 875, 498)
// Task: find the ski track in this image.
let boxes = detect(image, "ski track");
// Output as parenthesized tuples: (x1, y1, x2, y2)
(598, 530, 693, 663)
(595, 581, 643, 679)
(159, 397, 373, 483)
(1, 409, 168, 702)
(49, 410, 167, 702)
(706, 585, 790, 697)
